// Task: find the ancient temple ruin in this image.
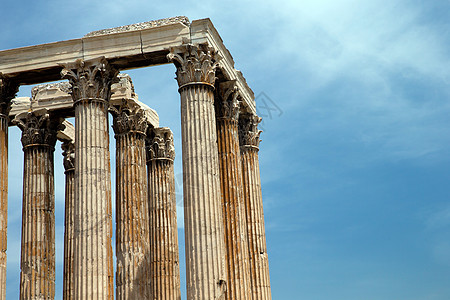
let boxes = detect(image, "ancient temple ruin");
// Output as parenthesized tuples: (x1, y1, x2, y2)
(0, 16, 271, 299)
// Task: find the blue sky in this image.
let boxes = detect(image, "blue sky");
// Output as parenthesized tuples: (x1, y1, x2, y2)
(1, 0, 450, 299)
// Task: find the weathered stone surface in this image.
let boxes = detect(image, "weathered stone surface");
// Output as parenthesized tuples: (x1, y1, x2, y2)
(9, 75, 159, 127)
(61, 140, 74, 300)
(85, 16, 190, 37)
(168, 43, 219, 89)
(13, 109, 61, 300)
(0, 18, 255, 114)
(239, 114, 272, 300)
(61, 58, 116, 300)
(169, 45, 227, 299)
(146, 128, 181, 300)
(61, 57, 119, 102)
(0, 75, 18, 300)
(0, 19, 268, 299)
(110, 99, 151, 300)
(215, 81, 252, 300)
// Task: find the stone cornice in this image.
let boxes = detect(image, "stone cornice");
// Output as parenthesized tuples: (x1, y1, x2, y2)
(239, 113, 262, 150)
(146, 127, 175, 162)
(110, 99, 148, 136)
(85, 16, 190, 37)
(13, 109, 64, 149)
(0, 74, 19, 117)
(61, 140, 75, 173)
(167, 43, 220, 90)
(215, 80, 240, 122)
(60, 57, 119, 103)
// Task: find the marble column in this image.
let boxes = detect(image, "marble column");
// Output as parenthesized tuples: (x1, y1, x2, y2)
(61, 57, 118, 300)
(0, 76, 18, 300)
(168, 44, 227, 299)
(13, 109, 63, 300)
(61, 140, 75, 300)
(239, 114, 272, 300)
(146, 127, 181, 300)
(110, 100, 151, 299)
(215, 81, 252, 299)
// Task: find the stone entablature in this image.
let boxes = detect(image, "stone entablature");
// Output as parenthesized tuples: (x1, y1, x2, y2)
(0, 18, 255, 114)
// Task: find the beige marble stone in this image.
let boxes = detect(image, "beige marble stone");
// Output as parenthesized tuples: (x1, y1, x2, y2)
(0, 76, 18, 300)
(13, 108, 63, 300)
(61, 57, 118, 300)
(146, 127, 181, 300)
(215, 81, 252, 300)
(0, 18, 268, 299)
(0, 18, 255, 114)
(110, 99, 151, 300)
(61, 140, 74, 300)
(168, 44, 227, 300)
(9, 76, 159, 128)
(239, 114, 272, 300)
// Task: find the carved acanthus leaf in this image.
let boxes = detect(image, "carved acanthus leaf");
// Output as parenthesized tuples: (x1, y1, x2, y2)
(61, 141, 75, 172)
(146, 128, 175, 161)
(13, 109, 64, 148)
(110, 100, 148, 135)
(60, 57, 119, 101)
(239, 113, 262, 149)
(167, 44, 220, 88)
(215, 80, 240, 121)
(0, 75, 19, 116)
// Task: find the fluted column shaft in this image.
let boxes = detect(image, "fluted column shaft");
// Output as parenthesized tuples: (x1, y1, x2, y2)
(215, 83, 251, 300)
(168, 44, 227, 299)
(0, 114, 8, 300)
(239, 115, 272, 300)
(62, 141, 75, 300)
(0, 77, 18, 300)
(111, 101, 150, 299)
(62, 58, 118, 300)
(13, 110, 61, 300)
(146, 128, 181, 300)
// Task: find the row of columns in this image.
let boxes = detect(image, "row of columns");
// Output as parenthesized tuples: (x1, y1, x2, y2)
(0, 42, 271, 300)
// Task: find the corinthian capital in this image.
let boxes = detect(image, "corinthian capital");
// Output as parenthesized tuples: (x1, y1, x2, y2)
(215, 80, 241, 122)
(167, 43, 220, 89)
(0, 74, 19, 116)
(239, 113, 262, 150)
(60, 57, 119, 102)
(109, 99, 148, 135)
(61, 140, 75, 172)
(146, 127, 175, 162)
(13, 109, 64, 148)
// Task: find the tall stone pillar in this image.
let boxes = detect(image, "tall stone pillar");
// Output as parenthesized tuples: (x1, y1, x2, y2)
(0, 76, 18, 300)
(110, 100, 151, 299)
(215, 81, 252, 299)
(61, 58, 118, 300)
(61, 140, 75, 300)
(239, 114, 272, 300)
(168, 44, 227, 299)
(146, 127, 181, 300)
(13, 109, 62, 300)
